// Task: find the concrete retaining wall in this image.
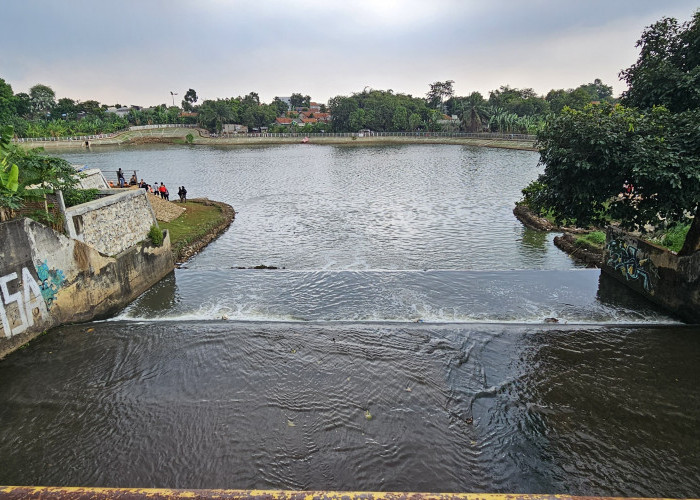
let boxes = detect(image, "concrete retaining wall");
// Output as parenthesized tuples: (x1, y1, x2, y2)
(64, 189, 157, 256)
(0, 217, 173, 358)
(75, 167, 109, 189)
(603, 226, 700, 323)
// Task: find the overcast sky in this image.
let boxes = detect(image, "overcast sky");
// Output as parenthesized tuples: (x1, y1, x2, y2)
(1, 1, 697, 107)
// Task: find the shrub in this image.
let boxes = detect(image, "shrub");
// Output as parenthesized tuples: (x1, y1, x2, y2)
(185, 133, 194, 144)
(148, 224, 164, 246)
(63, 188, 99, 208)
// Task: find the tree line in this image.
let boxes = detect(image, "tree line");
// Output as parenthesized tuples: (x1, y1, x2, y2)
(0, 73, 616, 137)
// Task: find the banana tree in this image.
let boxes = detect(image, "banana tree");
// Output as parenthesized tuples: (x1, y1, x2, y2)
(0, 126, 21, 221)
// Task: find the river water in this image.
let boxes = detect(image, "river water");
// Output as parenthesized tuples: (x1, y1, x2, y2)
(0, 144, 697, 496)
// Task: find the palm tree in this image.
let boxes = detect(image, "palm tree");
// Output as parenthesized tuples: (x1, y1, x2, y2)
(460, 92, 490, 132)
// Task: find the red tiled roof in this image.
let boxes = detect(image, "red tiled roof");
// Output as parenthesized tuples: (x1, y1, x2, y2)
(276, 117, 293, 124)
(301, 118, 318, 123)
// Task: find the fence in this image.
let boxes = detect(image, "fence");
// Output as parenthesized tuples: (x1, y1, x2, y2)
(217, 131, 537, 141)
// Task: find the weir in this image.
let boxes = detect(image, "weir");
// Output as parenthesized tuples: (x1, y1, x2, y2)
(0, 145, 696, 496)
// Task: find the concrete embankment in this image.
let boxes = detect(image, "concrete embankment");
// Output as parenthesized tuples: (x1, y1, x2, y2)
(22, 127, 537, 152)
(0, 189, 174, 358)
(603, 226, 700, 323)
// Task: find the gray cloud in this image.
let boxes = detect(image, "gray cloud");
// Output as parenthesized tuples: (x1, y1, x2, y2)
(1, 0, 697, 106)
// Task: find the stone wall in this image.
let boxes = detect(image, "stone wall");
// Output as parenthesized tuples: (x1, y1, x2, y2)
(0, 217, 173, 358)
(65, 189, 157, 256)
(603, 226, 700, 323)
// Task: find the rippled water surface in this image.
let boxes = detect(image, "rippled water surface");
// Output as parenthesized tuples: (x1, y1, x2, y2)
(60, 144, 575, 270)
(0, 144, 696, 495)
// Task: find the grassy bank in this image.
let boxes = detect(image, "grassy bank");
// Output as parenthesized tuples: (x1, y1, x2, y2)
(159, 199, 235, 263)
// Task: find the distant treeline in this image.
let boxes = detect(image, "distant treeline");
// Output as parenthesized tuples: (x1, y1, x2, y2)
(0, 78, 616, 137)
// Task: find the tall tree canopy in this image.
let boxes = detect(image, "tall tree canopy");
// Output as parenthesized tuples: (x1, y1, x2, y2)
(620, 10, 700, 113)
(529, 10, 700, 255)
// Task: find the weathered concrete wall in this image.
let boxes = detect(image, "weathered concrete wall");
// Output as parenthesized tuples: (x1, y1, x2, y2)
(603, 226, 700, 323)
(75, 167, 109, 189)
(0, 217, 173, 358)
(65, 189, 157, 256)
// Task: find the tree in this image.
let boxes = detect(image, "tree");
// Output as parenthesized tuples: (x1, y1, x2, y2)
(620, 11, 700, 113)
(53, 98, 77, 119)
(531, 103, 700, 255)
(14, 92, 31, 118)
(0, 78, 16, 124)
(184, 88, 198, 104)
(426, 80, 454, 111)
(29, 84, 56, 118)
(408, 113, 422, 131)
(271, 97, 289, 115)
(290, 93, 310, 109)
(460, 92, 490, 132)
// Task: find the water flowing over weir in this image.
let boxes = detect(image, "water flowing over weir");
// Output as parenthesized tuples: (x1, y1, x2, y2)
(0, 144, 698, 496)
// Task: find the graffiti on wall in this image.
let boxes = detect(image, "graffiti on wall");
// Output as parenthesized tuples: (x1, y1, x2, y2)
(0, 261, 65, 338)
(606, 239, 655, 292)
(37, 260, 66, 309)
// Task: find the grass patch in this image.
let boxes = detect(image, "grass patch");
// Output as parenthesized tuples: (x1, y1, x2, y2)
(575, 231, 606, 249)
(159, 201, 227, 258)
(656, 223, 690, 253)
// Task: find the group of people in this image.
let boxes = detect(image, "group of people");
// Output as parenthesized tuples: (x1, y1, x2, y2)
(115, 168, 187, 202)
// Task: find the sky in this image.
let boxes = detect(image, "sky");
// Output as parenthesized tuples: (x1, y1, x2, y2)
(1, 0, 697, 107)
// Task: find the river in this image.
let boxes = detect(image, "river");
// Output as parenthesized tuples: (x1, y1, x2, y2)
(0, 144, 697, 496)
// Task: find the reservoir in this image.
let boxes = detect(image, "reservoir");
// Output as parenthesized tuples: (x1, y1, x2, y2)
(0, 144, 697, 496)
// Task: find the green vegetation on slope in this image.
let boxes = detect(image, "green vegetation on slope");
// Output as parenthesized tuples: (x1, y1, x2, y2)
(159, 201, 228, 260)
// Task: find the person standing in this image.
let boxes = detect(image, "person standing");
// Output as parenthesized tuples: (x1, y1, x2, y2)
(181, 185, 187, 203)
(159, 182, 167, 199)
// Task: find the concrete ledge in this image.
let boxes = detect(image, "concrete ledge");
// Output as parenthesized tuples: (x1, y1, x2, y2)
(0, 487, 678, 500)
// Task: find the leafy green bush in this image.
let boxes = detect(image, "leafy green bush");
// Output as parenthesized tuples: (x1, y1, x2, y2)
(148, 225, 164, 246)
(63, 188, 99, 207)
(185, 133, 194, 144)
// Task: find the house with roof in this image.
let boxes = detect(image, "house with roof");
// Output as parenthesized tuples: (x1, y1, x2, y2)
(275, 117, 294, 126)
(222, 124, 248, 134)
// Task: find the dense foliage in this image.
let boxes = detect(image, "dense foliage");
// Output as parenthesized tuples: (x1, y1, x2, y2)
(533, 104, 699, 229)
(527, 9, 700, 254)
(0, 125, 79, 222)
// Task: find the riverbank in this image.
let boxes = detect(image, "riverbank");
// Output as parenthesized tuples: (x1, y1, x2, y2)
(20, 127, 537, 152)
(513, 203, 604, 267)
(159, 198, 235, 264)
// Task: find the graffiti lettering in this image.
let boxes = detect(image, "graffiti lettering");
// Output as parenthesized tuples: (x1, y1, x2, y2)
(0, 269, 47, 338)
(0, 262, 63, 338)
(606, 239, 655, 292)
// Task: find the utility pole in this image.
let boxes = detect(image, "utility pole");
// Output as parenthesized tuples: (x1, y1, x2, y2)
(170, 91, 178, 107)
